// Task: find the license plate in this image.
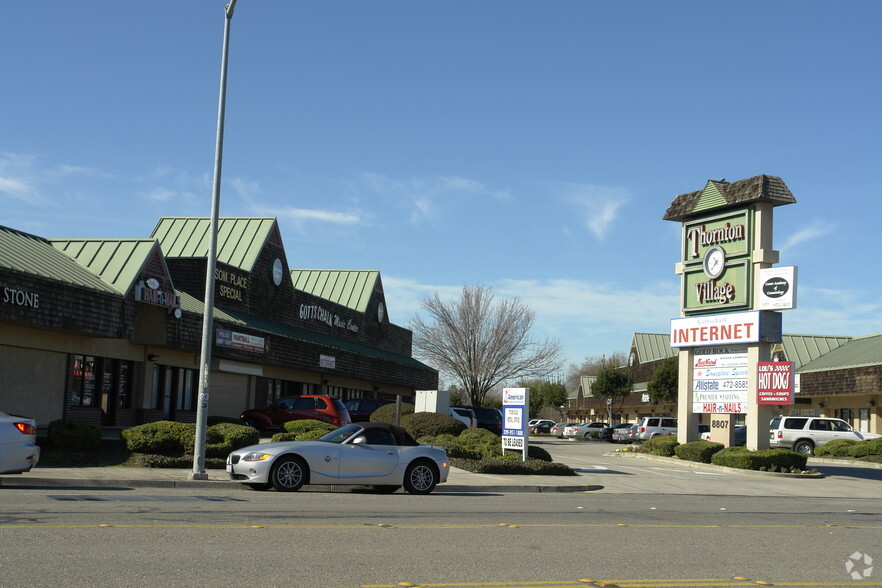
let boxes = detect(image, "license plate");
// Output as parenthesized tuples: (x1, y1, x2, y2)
(226, 464, 232, 473)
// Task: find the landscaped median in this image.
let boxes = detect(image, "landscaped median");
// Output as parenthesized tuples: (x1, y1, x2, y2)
(610, 437, 823, 477)
(37, 414, 577, 476)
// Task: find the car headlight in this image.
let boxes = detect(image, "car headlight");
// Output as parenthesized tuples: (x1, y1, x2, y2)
(241, 452, 272, 462)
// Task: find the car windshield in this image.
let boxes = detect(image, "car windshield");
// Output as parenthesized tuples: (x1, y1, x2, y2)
(318, 424, 361, 444)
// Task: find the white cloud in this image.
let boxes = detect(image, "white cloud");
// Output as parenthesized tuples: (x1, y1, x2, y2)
(0, 175, 33, 202)
(780, 220, 834, 252)
(560, 182, 629, 239)
(355, 172, 508, 224)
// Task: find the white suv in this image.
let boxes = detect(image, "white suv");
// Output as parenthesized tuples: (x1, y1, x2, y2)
(769, 416, 880, 455)
(636, 416, 677, 440)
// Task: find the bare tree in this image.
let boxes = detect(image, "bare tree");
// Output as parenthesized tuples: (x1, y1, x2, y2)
(565, 352, 627, 393)
(411, 285, 564, 406)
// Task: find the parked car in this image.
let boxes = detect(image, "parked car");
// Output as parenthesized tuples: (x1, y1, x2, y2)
(454, 406, 503, 435)
(563, 421, 609, 439)
(613, 423, 640, 443)
(769, 416, 880, 455)
(449, 406, 477, 428)
(532, 421, 555, 434)
(600, 423, 632, 442)
(226, 422, 450, 494)
(636, 416, 678, 440)
(0, 411, 40, 475)
(343, 397, 397, 422)
(550, 422, 577, 438)
(528, 419, 555, 429)
(240, 395, 351, 430)
(701, 425, 747, 446)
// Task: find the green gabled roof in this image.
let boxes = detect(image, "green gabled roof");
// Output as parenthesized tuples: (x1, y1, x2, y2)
(176, 290, 432, 371)
(780, 334, 852, 370)
(50, 238, 159, 295)
(632, 333, 677, 363)
(0, 225, 117, 293)
(290, 269, 380, 313)
(150, 217, 278, 272)
(797, 333, 882, 374)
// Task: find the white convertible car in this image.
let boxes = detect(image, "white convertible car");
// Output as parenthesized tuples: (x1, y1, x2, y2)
(227, 422, 450, 494)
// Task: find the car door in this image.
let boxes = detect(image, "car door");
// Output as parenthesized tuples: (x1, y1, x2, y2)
(825, 419, 859, 443)
(337, 428, 400, 479)
(265, 398, 296, 426)
(808, 418, 835, 445)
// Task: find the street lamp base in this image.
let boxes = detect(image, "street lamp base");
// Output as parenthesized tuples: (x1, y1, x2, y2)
(188, 472, 209, 481)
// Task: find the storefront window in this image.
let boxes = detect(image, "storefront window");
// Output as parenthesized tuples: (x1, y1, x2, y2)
(70, 355, 133, 410)
(71, 355, 96, 407)
(118, 361, 131, 409)
(152, 365, 196, 411)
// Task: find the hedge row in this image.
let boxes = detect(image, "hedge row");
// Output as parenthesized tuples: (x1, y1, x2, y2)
(120, 421, 259, 459)
(637, 437, 811, 472)
(815, 437, 882, 460)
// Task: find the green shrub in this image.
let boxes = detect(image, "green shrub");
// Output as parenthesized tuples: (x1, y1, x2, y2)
(401, 412, 466, 438)
(121, 421, 258, 459)
(527, 444, 552, 462)
(417, 433, 479, 459)
(457, 427, 504, 459)
(711, 446, 807, 471)
(204, 422, 260, 458)
(271, 432, 298, 442)
(121, 421, 193, 456)
(450, 457, 575, 476)
(675, 440, 724, 463)
(282, 419, 337, 437)
(815, 439, 858, 457)
(848, 437, 882, 458)
(643, 435, 680, 457)
(47, 419, 102, 451)
(369, 402, 414, 424)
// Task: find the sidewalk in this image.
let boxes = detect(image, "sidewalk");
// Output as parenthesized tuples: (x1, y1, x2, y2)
(0, 465, 602, 493)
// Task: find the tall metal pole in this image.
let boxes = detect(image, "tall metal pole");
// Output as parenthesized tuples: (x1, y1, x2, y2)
(191, 0, 239, 480)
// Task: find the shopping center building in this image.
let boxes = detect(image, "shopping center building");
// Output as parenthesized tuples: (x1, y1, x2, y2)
(0, 217, 437, 433)
(566, 332, 882, 434)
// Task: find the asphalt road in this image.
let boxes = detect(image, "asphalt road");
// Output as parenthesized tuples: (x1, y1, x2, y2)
(1, 438, 880, 588)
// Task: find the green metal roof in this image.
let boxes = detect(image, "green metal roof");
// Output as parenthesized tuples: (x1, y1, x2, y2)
(780, 334, 852, 370)
(50, 238, 159, 295)
(798, 333, 882, 373)
(177, 290, 432, 371)
(632, 332, 850, 371)
(290, 269, 380, 313)
(150, 217, 278, 272)
(632, 333, 677, 363)
(0, 225, 117, 293)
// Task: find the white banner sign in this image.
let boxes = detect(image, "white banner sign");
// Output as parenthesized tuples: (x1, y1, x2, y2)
(692, 345, 748, 413)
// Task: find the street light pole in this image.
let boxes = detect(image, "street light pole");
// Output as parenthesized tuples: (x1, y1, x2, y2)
(191, 0, 239, 480)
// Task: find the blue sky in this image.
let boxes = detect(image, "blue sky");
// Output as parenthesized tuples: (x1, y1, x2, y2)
(3, 1, 881, 370)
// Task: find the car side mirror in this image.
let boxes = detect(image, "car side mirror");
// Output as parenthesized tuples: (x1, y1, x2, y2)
(352, 436, 367, 445)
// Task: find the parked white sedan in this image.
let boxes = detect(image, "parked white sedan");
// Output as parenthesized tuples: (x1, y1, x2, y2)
(0, 411, 40, 474)
(563, 421, 609, 439)
(227, 422, 450, 494)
